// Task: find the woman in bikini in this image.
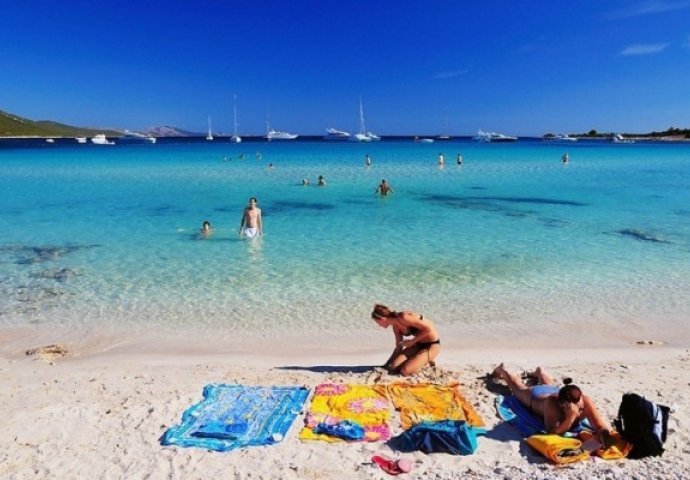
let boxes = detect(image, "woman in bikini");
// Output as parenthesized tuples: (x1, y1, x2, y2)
(371, 304, 441, 376)
(491, 363, 612, 444)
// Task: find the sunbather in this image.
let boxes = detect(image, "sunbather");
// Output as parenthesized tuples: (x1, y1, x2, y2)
(491, 363, 612, 444)
(371, 304, 441, 376)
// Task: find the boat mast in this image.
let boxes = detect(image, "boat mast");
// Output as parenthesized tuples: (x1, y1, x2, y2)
(359, 96, 366, 135)
(233, 95, 239, 137)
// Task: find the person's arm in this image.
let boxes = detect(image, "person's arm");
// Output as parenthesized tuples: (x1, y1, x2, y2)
(582, 395, 612, 443)
(382, 328, 404, 368)
(544, 399, 581, 435)
(397, 312, 432, 348)
(257, 210, 263, 235)
(239, 209, 246, 234)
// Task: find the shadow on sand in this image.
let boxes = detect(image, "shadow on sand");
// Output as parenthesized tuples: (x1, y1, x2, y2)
(275, 365, 380, 374)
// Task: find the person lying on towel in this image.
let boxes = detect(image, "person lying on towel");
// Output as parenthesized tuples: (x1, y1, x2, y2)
(491, 363, 613, 445)
(371, 304, 441, 376)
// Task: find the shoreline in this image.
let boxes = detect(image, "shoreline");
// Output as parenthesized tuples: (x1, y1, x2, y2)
(2, 324, 687, 479)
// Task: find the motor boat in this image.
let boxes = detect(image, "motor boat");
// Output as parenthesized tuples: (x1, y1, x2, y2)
(324, 128, 351, 140)
(75, 137, 87, 144)
(474, 130, 517, 142)
(611, 133, 634, 144)
(544, 133, 577, 142)
(122, 130, 156, 144)
(266, 129, 298, 140)
(419, 138, 434, 143)
(91, 134, 115, 145)
(45, 138, 55, 143)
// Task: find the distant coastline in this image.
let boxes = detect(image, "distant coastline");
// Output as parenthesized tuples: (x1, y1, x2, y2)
(2, 108, 689, 141)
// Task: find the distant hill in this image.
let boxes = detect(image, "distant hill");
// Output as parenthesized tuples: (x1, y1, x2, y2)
(0, 110, 121, 137)
(144, 126, 200, 137)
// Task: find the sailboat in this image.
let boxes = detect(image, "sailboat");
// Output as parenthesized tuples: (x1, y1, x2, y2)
(351, 97, 380, 142)
(206, 116, 214, 141)
(231, 95, 242, 143)
(437, 115, 452, 140)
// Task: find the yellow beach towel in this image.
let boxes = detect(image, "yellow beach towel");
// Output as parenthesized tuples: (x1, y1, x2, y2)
(299, 384, 391, 442)
(386, 383, 485, 430)
(526, 434, 590, 464)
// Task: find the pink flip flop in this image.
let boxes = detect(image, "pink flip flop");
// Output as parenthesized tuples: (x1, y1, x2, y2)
(371, 455, 414, 475)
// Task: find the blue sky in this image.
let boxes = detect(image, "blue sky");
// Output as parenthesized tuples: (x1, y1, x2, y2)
(1, 1, 689, 135)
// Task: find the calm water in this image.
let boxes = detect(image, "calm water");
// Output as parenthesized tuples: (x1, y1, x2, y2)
(1, 139, 689, 342)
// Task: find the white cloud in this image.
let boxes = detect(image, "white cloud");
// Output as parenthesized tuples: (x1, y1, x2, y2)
(608, 1, 690, 18)
(620, 43, 669, 55)
(433, 69, 469, 80)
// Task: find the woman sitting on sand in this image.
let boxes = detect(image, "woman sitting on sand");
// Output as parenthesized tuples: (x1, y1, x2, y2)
(491, 363, 612, 444)
(371, 304, 441, 376)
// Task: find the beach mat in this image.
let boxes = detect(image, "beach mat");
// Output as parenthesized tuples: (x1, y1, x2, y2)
(300, 383, 391, 442)
(387, 383, 485, 430)
(162, 384, 309, 451)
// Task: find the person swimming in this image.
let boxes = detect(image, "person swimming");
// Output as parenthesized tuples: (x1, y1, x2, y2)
(198, 220, 213, 238)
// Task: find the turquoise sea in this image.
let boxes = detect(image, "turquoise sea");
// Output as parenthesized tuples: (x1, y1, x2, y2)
(1, 139, 689, 345)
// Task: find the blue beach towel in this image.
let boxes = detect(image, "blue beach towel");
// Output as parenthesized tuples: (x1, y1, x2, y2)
(162, 384, 309, 452)
(388, 420, 486, 455)
(495, 394, 590, 438)
(313, 419, 365, 441)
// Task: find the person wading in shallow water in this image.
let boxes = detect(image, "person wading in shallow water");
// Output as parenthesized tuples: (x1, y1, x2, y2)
(239, 197, 263, 239)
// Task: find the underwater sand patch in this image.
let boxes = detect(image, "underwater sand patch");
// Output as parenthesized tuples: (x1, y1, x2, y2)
(25, 344, 70, 360)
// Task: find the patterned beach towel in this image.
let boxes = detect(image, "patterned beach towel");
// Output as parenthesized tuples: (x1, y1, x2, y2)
(162, 384, 309, 452)
(299, 383, 391, 442)
(387, 383, 485, 430)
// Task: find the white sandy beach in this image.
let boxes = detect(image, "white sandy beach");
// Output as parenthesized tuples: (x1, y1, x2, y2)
(1, 326, 688, 480)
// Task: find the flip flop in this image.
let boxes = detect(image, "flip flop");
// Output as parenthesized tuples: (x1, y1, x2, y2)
(371, 455, 413, 475)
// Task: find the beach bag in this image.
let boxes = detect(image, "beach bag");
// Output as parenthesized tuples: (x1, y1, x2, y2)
(613, 392, 670, 459)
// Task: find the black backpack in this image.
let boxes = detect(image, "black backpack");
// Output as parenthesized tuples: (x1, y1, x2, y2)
(613, 392, 670, 459)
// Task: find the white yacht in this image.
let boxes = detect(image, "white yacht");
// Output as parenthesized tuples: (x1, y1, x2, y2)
(266, 129, 298, 141)
(324, 128, 351, 140)
(611, 133, 634, 144)
(45, 138, 55, 143)
(206, 116, 214, 141)
(474, 130, 517, 142)
(230, 95, 242, 143)
(419, 138, 435, 143)
(75, 137, 87, 144)
(122, 130, 156, 144)
(351, 97, 380, 142)
(91, 134, 115, 145)
(545, 133, 577, 142)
